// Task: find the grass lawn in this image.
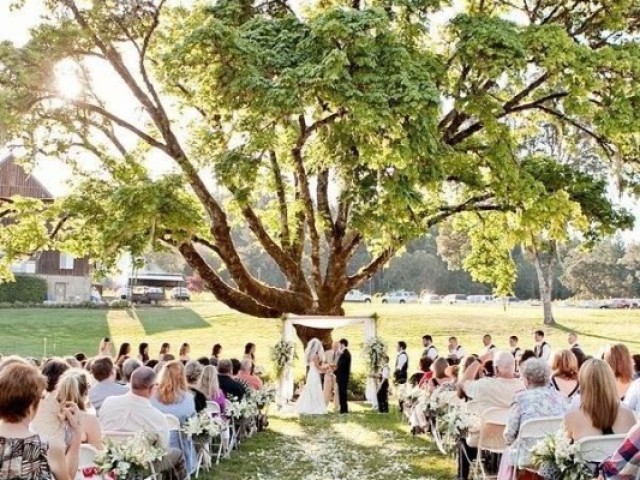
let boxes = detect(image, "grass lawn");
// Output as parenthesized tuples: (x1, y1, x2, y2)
(1, 302, 639, 371)
(205, 403, 455, 480)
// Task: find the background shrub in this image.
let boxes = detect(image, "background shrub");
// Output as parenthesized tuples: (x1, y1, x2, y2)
(0, 276, 47, 303)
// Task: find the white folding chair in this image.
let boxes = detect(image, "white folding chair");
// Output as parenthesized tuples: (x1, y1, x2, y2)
(511, 416, 564, 479)
(577, 434, 626, 463)
(102, 431, 136, 443)
(472, 407, 510, 480)
(206, 401, 221, 416)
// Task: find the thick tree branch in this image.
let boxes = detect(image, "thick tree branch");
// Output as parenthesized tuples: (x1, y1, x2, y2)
(347, 248, 395, 288)
(269, 150, 291, 250)
(316, 168, 334, 242)
(178, 242, 281, 318)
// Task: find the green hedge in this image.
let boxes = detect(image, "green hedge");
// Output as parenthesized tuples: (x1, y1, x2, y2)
(0, 275, 48, 303)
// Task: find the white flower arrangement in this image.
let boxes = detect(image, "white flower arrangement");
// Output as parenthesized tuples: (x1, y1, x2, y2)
(227, 397, 260, 420)
(363, 337, 387, 374)
(182, 411, 226, 441)
(95, 432, 165, 479)
(530, 430, 593, 480)
(427, 388, 459, 416)
(270, 340, 297, 377)
(441, 404, 481, 438)
(250, 384, 277, 408)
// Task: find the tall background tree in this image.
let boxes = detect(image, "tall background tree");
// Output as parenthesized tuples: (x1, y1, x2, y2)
(1, 0, 639, 342)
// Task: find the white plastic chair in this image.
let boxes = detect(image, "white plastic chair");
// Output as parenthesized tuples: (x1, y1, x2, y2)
(511, 416, 564, 478)
(472, 407, 510, 480)
(206, 401, 221, 416)
(577, 434, 626, 463)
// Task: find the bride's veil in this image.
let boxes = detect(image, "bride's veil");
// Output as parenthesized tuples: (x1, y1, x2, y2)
(304, 338, 324, 366)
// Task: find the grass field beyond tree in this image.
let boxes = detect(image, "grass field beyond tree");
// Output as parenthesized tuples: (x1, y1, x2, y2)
(1, 302, 639, 372)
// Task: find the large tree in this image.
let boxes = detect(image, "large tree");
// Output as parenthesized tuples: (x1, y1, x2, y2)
(1, 0, 640, 342)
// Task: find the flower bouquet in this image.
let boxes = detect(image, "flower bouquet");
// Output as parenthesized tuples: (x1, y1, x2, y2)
(530, 430, 593, 480)
(95, 432, 165, 480)
(270, 340, 296, 378)
(250, 384, 277, 409)
(363, 337, 387, 375)
(182, 411, 225, 443)
(441, 404, 481, 438)
(226, 397, 259, 420)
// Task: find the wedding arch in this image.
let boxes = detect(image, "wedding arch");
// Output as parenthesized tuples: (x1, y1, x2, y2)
(277, 314, 379, 408)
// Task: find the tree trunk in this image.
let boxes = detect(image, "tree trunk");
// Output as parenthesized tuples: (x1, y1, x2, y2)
(293, 325, 335, 350)
(532, 243, 557, 326)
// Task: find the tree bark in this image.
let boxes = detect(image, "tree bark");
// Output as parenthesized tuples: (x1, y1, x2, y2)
(531, 242, 557, 326)
(293, 325, 335, 350)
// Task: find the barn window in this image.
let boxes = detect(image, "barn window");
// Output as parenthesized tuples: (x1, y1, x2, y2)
(59, 253, 75, 270)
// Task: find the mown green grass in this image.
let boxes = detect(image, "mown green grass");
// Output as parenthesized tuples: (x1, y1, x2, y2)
(1, 302, 638, 369)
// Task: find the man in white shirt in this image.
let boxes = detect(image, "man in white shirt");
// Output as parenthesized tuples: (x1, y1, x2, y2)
(394, 341, 409, 384)
(447, 337, 466, 364)
(457, 351, 525, 480)
(99, 367, 186, 480)
(422, 335, 438, 360)
(482, 334, 497, 355)
(534, 330, 551, 361)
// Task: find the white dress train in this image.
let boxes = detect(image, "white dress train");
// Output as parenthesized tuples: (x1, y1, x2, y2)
(296, 361, 328, 415)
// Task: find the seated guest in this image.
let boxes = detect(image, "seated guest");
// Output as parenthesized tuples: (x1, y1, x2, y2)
(231, 358, 251, 391)
(428, 357, 456, 392)
(518, 349, 536, 367)
(185, 361, 207, 412)
(122, 358, 142, 385)
(550, 349, 580, 399)
(601, 422, 640, 479)
(64, 356, 81, 369)
(199, 365, 226, 414)
(31, 358, 70, 448)
(218, 359, 248, 400)
(151, 361, 196, 475)
(197, 357, 211, 366)
(564, 359, 636, 442)
(497, 358, 570, 479)
(409, 356, 433, 387)
(457, 351, 525, 480)
(604, 343, 634, 400)
(88, 356, 127, 412)
(74, 353, 87, 367)
(0, 362, 81, 480)
(99, 367, 187, 480)
(237, 359, 263, 391)
(56, 369, 102, 450)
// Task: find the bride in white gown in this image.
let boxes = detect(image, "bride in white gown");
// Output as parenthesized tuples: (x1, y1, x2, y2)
(296, 338, 328, 415)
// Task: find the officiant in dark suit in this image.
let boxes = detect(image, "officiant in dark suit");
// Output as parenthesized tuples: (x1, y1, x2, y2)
(335, 338, 351, 414)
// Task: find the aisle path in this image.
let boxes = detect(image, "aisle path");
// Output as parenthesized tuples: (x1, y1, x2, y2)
(207, 403, 455, 480)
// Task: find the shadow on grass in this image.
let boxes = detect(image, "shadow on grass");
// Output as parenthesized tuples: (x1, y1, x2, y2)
(553, 322, 640, 346)
(133, 307, 211, 336)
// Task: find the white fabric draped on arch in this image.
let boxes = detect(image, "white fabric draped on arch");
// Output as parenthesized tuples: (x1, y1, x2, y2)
(278, 314, 378, 409)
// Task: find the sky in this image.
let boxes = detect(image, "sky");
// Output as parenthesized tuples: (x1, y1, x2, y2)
(0, 0, 639, 242)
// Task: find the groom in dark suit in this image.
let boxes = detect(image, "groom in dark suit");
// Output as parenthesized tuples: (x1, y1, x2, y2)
(335, 338, 351, 414)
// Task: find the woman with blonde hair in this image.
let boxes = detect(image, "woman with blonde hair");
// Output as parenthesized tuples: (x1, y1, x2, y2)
(550, 349, 579, 399)
(604, 343, 634, 400)
(564, 359, 635, 442)
(56, 369, 102, 450)
(199, 365, 226, 414)
(151, 361, 196, 475)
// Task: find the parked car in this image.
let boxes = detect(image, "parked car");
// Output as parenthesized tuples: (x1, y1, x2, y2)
(419, 293, 442, 305)
(130, 286, 165, 304)
(467, 294, 494, 304)
(599, 298, 634, 309)
(344, 289, 372, 303)
(442, 294, 468, 305)
(381, 290, 418, 304)
(171, 287, 191, 301)
(496, 296, 522, 305)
